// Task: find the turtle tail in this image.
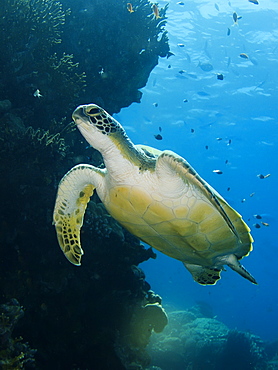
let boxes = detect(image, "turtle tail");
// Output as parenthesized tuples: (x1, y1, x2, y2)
(223, 254, 257, 284)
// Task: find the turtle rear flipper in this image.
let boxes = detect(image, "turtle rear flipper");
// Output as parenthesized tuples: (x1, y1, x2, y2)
(183, 263, 222, 285)
(53, 164, 104, 265)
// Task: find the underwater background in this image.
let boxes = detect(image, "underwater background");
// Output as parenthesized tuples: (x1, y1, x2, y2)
(0, 0, 277, 369)
(120, 0, 277, 341)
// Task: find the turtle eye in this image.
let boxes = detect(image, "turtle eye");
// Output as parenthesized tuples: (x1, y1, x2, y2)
(86, 106, 102, 116)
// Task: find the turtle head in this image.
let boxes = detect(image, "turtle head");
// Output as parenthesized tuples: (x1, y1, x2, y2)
(72, 104, 126, 151)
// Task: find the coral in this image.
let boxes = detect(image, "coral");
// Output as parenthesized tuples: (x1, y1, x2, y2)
(0, 112, 26, 136)
(115, 295, 168, 369)
(0, 299, 24, 340)
(47, 53, 86, 108)
(143, 304, 169, 333)
(0, 299, 36, 369)
(222, 330, 267, 370)
(0, 108, 73, 259)
(0, 0, 68, 79)
(25, 126, 69, 156)
(147, 307, 269, 370)
(146, 290, 162, 305)
(0, 0, 68, 47)
(0, 112, 70, 161)
(0, 0, 85, 125)
(128, 303, 168, 348)
(0, 100, 12, 113)
(267, 355, 278, 370)
(0, 0, 170, 129)
(62, 0, 170, 113)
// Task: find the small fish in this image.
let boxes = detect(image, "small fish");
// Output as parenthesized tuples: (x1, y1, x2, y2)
(154, 134, 162, 140)
(158, 126, 162, 132)
(205, 145, 209, 150)
(152, 4, 161, 19)
(254, 214, 262, 219)
(249, 192, 255, 197)
(261, 222, 269, 226)
(168, 65, 171, 68)
(253, 223, 261, 228)
(213, 170, 223, 174)
(239, 53, 249, 59)
(217, 73, 224, 80)
(215, 3, 220, 11)
(191, 128, 195, 133)
(233, 12, 242, 24)
(227, 187, 231, 191)
(257, 173, 271, 179)
(33, 89, 43, 98)
(177, 1, 184, 4)
(233, 12, 238, 23)
(241, 199, 246, 203)
(227, 28, 231, 36)
(153, 102, 158, 107)
(177, 43, 185, 47)
(225, 160, 229, 164)
(127, 3, 134, 13)
(178, 70, 186, 74)
(183, 99, 188, 103)
(248, 0, 259, 4)
(216, 137, 222, 141)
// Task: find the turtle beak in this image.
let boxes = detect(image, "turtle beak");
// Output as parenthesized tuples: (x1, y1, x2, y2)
(72, 105, 87, 126)
(72, 104, 103, 126)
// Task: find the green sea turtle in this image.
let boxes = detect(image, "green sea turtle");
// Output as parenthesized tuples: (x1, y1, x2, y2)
(53, 104, 256, 285)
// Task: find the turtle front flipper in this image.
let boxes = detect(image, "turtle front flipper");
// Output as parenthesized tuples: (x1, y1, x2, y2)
(53, 164, 105, 265)
(183, 263, 222, 285)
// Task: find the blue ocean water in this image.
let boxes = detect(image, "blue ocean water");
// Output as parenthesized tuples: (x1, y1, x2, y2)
(117, 0, 278, 342)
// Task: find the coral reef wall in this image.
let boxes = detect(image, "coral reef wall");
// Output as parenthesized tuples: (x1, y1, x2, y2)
(0, 104, 162, 368)
(61, 0, 170, 113)
(0, 0, 170, 368)
(147, 304, 274, 370)
(0, 0, 169, 126)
